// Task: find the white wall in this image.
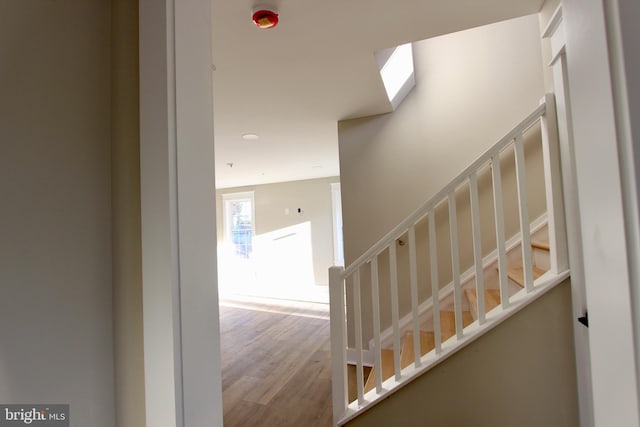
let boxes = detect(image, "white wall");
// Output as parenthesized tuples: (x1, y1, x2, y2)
(111, 0, 146, 425)
(345, 280, 579, 427)
(0, 1, 115, 426)
(338, 14, 546, 263)
(338, 15, 547, 343)
(140, 0, 223, 424)
(606, 1, 640, 416)
(217, 177, 339, 288)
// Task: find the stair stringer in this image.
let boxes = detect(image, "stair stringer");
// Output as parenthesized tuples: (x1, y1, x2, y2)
(338, 268, 570, 426)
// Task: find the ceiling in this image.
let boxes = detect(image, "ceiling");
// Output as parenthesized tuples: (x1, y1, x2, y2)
(212, 0, 545, 189)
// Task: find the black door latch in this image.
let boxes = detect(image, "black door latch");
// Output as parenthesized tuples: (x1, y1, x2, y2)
(578, 312, 589, 328)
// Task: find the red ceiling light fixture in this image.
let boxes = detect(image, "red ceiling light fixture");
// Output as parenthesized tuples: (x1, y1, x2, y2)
(251, 5, 279, 29)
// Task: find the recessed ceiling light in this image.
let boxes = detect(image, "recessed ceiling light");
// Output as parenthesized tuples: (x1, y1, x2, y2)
(241, 133, 260, 141)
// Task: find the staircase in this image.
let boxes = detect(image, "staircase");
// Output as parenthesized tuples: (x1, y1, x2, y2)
(329, 94, 570, 426)
(360, 238, 550, 397)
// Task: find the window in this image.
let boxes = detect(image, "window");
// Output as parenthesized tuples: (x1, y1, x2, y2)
(375, 43, 415, 110)
(222, 192, 255, 259)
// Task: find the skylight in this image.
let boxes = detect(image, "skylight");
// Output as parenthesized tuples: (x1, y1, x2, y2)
(377, 43, 415, 110)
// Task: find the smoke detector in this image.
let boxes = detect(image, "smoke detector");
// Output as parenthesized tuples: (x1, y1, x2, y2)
(251, 5, 279, 29)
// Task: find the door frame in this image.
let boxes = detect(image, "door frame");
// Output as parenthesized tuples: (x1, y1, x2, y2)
(139, 0, 223, 426)
(561, 0, 640, 425)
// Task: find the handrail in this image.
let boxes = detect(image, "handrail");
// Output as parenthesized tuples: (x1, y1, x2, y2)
(343, 103, 546, 277)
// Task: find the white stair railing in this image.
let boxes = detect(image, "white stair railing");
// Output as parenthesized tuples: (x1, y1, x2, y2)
(329, 94, 568, 426)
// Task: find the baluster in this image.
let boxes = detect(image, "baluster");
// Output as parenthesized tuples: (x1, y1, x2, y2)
(408, 225, 421, 367)
(329, 266, 347, 424)
(514, 135, 534, 292)
(389, 243, 401, 380)
(428, 209, 441, 354)
(370, 257, 383, 392)
(492, 153, 509, 309)
(448, 192, 463, 339)
(469, 172, 486, 325)
(469, 173, 486, 323)
(353, 270, 365, 405)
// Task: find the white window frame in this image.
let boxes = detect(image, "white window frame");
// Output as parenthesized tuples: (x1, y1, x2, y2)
(222, 191, 256, 256)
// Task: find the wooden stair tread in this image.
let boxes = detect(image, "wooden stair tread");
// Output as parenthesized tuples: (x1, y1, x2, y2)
(400, 331, 435, 368)
(487, 289, 501, 307)
(506, 265, 546, 287)
(440, 310, 473, 341)
(531, 240, 550, 251)
(363, 349, 395, 392)
(464, 288, 501, 316)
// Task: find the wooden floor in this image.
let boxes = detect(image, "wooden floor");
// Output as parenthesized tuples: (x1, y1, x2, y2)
(220, 295, 333, 426)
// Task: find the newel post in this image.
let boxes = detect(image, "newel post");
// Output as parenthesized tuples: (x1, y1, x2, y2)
(329, 266, 347, 426)
(541, 93, 569, 273)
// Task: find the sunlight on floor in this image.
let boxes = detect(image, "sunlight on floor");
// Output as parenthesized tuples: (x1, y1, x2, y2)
(219, 294, 329, 320)
(218, 221, 330, 304)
